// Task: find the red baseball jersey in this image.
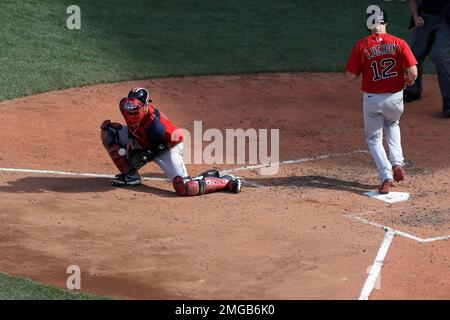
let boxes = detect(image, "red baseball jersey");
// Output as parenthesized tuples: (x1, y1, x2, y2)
(346, 33, 417, 93)
(130, 105, 184, 150)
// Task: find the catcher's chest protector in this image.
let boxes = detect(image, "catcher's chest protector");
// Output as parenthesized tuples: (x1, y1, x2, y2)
(130, 107, 173, 150)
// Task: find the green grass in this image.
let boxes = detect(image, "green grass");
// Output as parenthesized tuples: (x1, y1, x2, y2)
(0, 0, 434, 101)
(0, 273, 108, 300)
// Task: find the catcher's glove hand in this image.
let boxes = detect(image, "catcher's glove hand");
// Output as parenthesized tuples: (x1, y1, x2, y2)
(127, 143, 169, 171)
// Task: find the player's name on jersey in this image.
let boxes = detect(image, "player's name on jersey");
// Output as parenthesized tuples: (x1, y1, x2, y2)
(365, 44, 397, 59)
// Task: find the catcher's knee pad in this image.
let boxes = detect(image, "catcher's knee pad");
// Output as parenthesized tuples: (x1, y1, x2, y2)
(101, 120, 125, 147)
(172, 175, 231, 196)
(100, 120, 129, 174)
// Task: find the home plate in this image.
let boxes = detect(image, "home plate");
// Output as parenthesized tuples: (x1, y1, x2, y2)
(364, 191, 410, 203)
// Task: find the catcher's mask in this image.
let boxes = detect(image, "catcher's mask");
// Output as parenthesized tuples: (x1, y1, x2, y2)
(119, 97, 148, 131)
(128, 87, 151, 106)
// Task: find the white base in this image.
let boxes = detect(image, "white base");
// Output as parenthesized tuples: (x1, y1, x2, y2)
(364, 191, 410, 203)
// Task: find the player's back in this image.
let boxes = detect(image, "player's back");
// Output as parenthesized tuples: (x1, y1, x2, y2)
(356, 33, 408, 94)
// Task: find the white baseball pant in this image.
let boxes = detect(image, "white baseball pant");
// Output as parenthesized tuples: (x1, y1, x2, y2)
(363, 90, 404, 182)
(117, 125, 188, 180)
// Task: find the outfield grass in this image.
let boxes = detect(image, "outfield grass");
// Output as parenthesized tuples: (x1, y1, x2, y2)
(0, 273, 107, 300)
(0, 0, 433, 101)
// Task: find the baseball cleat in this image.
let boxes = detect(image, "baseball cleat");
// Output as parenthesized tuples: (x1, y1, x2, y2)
(392, 166, 405, 182)
(111, 172, 142, 186)
(443, 104, 450, 118)
(222, 174, 242, 193)
(229, 178, 242, 194)
(378, 179, 393, 194)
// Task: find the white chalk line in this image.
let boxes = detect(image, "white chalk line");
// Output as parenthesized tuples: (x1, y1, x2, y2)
(220, 149, 369, 174)
(0, 149, 370, 189)
(0, 167, 167, 181)
(359, 230, 395, 301)
(347, 213, 450, 300)
(0, 167, 264, 188)
(421, 235, 450, 242)
(347, 214, 450, 243)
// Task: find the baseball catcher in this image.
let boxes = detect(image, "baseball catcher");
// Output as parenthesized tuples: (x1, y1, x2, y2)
(100, 88, 241, 196)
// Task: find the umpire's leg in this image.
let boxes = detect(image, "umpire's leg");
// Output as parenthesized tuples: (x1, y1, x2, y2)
(405, 12, 440, 97)
(431, 14, 450, 108)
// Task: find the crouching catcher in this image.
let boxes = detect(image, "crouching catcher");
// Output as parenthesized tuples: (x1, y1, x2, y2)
(100, 88, 241, 196)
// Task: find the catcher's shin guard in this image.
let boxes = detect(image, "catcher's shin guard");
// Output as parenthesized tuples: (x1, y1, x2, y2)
(172, 175, 234, 196)
(100, 120, 129, 174)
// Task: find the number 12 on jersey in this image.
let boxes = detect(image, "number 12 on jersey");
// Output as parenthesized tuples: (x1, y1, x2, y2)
(370, 58, 397, 81)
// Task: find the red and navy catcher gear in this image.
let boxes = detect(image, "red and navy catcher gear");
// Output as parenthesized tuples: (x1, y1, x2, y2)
(100, 120, 129, 174)
(172, 170, 241, 196)
(128, 88, 151, 106)
(119, 97, 147, 132)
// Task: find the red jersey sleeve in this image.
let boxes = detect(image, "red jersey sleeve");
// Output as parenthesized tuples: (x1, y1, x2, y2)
(158, 110, 184, 145)
(346, 41, 363, 75)
(400, 40, 418, 69)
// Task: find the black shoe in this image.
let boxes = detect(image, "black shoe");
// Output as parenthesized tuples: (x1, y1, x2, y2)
(229, 178, 242, 194)
(221, 174, 242, 193)
(199, 169, 221, 178)
(111, 172, 142, 186)
(443, 104, 450, 118)
(403, 91, 421, 103)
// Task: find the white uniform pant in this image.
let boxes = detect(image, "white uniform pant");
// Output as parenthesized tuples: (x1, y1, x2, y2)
(363, 91, 404, 182)
(154, 143, 189, 180)
(117, 125, 188, 180)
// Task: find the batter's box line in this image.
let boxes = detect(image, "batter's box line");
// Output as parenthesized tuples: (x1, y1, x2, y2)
(0, 167, 168, 181)
(0, 149, 370, 189)
(0, 167, 262, 190)
(346, 213, 450, 243)
(220, 149, 369, 175)
(346, 212, 450, 301)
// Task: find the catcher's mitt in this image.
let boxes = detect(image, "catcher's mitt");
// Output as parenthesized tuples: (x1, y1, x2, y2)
(127, 143, 168, 171)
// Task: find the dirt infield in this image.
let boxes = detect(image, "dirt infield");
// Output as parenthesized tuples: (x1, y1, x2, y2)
(0, 73, 449, 299)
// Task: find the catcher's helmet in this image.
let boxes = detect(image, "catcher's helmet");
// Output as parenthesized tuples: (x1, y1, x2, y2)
(119, 97, 147, 131)
(128, 87, 151, 105)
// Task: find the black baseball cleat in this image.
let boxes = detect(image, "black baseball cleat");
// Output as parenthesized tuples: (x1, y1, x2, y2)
(403, 91, 421, 103)
(111, 171, 142, 186)
(222, 174, 242, 193)
(229, 178, 242, 193)
(443, 104, 450, 118)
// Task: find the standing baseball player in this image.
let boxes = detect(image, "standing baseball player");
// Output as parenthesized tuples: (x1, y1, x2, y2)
(100, 88, 241, 196)
(345, 8, 418, 194)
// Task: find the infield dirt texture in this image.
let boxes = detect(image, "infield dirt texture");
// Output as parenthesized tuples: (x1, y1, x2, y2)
(0, 0, 448, 300)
